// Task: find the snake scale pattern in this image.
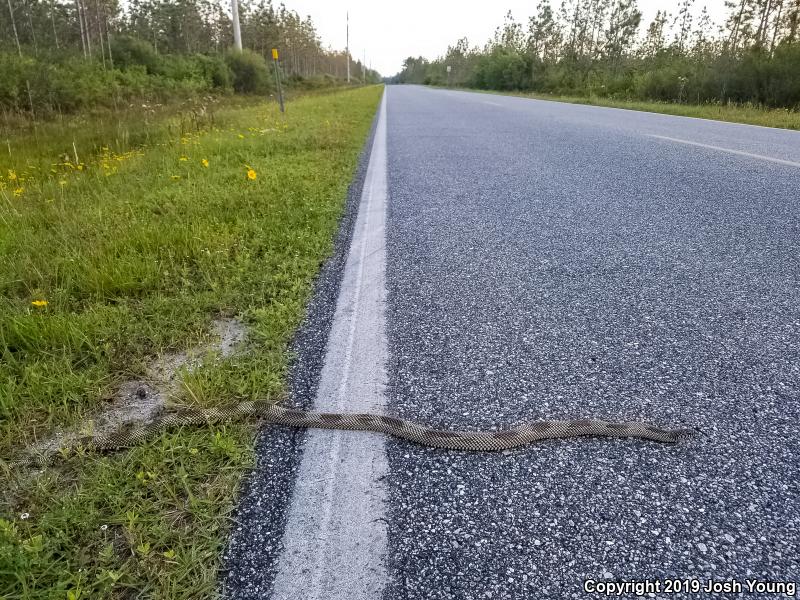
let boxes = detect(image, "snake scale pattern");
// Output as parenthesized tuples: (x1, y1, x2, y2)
(9, 401, 694, 468)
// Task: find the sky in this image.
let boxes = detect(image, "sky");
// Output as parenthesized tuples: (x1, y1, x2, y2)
(287, 0, 730, 77)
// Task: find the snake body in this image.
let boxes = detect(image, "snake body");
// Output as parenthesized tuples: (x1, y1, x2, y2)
(9, 401, 694, 468)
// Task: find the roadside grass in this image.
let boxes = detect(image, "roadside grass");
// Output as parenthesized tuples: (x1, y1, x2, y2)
(1, 95, 264, 168)
(441, 87, 800, 130)
(0, 85, 383, 598)
(0, 85, 355, 166)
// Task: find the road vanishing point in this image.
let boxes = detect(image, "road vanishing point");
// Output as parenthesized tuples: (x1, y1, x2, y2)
(223, 85, 800, 600)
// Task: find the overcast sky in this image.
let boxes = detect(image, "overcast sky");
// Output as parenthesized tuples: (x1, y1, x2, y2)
(287, 0, 730, 76)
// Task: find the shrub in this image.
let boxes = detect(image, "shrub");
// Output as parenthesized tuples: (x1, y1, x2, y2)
(110, 36, 161, 74)
(473, 51, 531, 90)
(225, 49, 271, 94)
(41, 57, 118, 111)
(194, 54, 234, 90)
(0, 53, 34, 110)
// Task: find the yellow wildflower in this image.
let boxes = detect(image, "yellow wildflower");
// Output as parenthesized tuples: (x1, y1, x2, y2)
(8, 170, 17, 181)
(238, 134, 245, 139)
(31, 300, 48, 308)
(201, 159, 209, 168)
(13, 187, 24, 197)
(179, 156, 189, 162)
(171, 175, 181, 180)
(246, 169, 257, 181)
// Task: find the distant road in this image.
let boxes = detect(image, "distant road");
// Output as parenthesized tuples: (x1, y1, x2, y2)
(225, 85, 800, 599)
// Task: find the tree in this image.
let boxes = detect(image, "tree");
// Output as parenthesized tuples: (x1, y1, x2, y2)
(603, 0, 642, 61)
(528, 0, 563, 62)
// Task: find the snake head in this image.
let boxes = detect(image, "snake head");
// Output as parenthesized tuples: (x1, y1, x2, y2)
(673, 427, 698, 441)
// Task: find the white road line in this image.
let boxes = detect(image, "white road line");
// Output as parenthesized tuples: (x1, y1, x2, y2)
(269, 92, 389, 600)
(648, 134, 800, 168)
(482, 100, 503, 106)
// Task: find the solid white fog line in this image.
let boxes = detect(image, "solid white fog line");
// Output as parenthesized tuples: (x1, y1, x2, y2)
(648, 134, 800, 169)
(269, 91, 389, 600)
(482, 100, 503, 107)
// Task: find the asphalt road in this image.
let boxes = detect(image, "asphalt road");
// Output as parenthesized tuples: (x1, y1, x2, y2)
(224, 86, 800, 599)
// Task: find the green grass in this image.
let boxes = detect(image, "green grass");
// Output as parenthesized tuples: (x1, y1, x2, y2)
(0, 85, 383, 598)
(443, 87, 800, 130)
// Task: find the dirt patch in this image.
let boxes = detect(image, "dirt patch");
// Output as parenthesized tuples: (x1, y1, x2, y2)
(29, 317, 247, 455)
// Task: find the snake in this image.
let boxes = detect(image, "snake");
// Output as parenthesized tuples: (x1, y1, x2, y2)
(7, 400, 694, 468)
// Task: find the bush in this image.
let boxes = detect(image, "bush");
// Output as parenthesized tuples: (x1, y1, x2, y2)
(194, 54, 234, 90)
(0, 44, 338, 117)
(110, 38, 232, 92)
(0, 50, 237, 115)
(289, 73, 339, 90)
(41, 57, 118, 111)
(112, 65, 153, 97)
(225, 49, 271, 94)
(110, 36, 161, 74)
(0, 53, 33, 110)
(473, 50, 531, 90)
(0, 53, 119, 113)
(764, 43, 800, 108)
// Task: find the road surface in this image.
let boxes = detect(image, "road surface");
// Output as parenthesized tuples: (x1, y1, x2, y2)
(223, 86, 800, 599)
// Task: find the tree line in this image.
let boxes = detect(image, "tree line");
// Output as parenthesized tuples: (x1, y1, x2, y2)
(1, 0, 380, 115)
(393, 0, 800, 108)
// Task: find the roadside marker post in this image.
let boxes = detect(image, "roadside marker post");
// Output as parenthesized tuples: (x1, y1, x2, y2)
(446, 65, 451, 87)
(272, 48, 285, 113)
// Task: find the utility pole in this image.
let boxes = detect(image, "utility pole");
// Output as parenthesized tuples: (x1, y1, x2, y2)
(346, 11, 350, 83)
(231, 0, 242, 50)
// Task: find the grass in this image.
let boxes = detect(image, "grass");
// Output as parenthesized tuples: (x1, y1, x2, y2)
(443, 87, 800, 130)
(0, 85, 383, 598)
